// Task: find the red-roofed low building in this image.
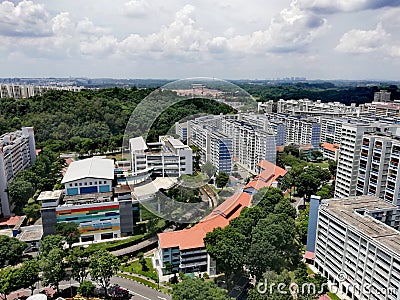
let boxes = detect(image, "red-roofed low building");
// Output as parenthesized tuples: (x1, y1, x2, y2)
(320, 143, 340, 161)
(243, 160, 287, 195)
(157, 192, 251, 275)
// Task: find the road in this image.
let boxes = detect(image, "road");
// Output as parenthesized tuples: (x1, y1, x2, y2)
(110, 236, 158, 257)
(111, 276, 171, 300)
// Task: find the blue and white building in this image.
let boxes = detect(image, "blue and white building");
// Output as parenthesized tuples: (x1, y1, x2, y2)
(61, 158, 114, 196)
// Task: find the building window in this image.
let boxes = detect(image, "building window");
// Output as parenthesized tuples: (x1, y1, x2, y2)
(84, 182, 87, 186)
(95, 181, 97, 185)
(79, 183, 82, 186)
(89, 182, 92, 185)
(69, 184, 72, 187)
(75, 183, 78, 186)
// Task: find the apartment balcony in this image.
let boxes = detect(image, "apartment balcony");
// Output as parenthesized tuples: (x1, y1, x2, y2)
(386, 187, 395, 193)
(389, 163, 399, 171)
(370, 170, 379, 176)
(362, 145, 370, 150)
(373, 148, 382, 153)
(392, 152, 400, 158)
(369, 181, 377, 187)
(388, 176, 397, 182)
(181, 249, 207, 257)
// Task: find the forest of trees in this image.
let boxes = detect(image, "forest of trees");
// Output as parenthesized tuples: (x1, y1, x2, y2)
(0, 87, 235, 153)
(240, 82, 400, 105)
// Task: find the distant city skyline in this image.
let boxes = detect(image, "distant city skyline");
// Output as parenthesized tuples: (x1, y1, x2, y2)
(1, 0, 400, 80)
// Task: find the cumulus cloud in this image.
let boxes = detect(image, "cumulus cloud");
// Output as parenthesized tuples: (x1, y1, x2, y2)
(335, 23, 395, 55)
(0, 0, 51, 36)
(117, 5, 209, 59)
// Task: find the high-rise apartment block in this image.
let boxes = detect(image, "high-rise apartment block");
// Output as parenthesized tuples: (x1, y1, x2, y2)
(0, 127, 36, 216)
(181, 114, 277, 174)
(334, 123, 400, 205)
(266, 114, 321, 148)
(312, 196, 400, 300)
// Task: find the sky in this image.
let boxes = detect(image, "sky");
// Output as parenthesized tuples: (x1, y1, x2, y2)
(1, 0, 400, 80)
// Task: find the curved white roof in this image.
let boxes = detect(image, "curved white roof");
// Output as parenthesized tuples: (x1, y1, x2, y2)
(61, 157, 114, 183)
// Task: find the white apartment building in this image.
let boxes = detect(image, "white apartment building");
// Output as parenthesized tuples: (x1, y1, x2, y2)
(266, 114, 321, 148)
(334, 123, 400, 199)
(355, 132, 400, 206)
(0, 127, 36, 216)
(273, 98, 360, 116)
(129, 135, 193, 184)
(373, 90, 391, 102)
(0, 84, 82, 99)
(183, 114, 276, 174)
(313, 196, 400, 300)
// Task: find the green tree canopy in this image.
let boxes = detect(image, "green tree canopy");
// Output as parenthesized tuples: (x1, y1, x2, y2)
(89, 249, 120, 298)
(201, 161, 217, 178)
(40, 248, 65, 293)
(0, 235, 27, 267)
(172, 278, 228, 300)
(56, 222, 81, 249)
(39, 234, 64, 257)
(215, 172, 229, 188)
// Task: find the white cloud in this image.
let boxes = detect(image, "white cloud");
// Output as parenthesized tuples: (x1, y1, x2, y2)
(124, 0, 150, 17)
(0, 0, 51, 36)
(335, 23, 392, 54)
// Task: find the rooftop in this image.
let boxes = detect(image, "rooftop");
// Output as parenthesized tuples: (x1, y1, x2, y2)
(129, 136, 148, 152)
(158, 192, 251, 250)
(321, 142, 340, 152)
(321, 196, 400, 254)
(61, 157, 114, 183)
(245, 160, 287, 191)
(37, 190, 63, 201)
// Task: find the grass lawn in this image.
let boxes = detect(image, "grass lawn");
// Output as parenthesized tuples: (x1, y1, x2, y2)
(309, 162, 329, 168)
(327, 292, 341, 300)
(86, 234, 146, 252)
(180, 173, 207, 184)
(120, 258, 158, 281)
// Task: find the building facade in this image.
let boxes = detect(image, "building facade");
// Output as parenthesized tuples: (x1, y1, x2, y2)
(0, 84, 82, 99)
(41, 157, 137, 241)
(312, 196, 400, 300)
(0, 127, 36, 216)
(129, 135, 193, 184)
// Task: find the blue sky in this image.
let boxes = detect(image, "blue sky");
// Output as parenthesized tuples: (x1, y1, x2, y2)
(1, 0, 400, 80)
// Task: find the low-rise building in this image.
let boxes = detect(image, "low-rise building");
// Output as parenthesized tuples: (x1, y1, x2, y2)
(320, 142, 340, 161)
(129, 135, 193, 184)
(41, 157, 137, 241)
(157, 192, 252, 275)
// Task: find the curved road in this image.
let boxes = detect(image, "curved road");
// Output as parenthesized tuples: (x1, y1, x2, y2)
(111, 276, 171, 300)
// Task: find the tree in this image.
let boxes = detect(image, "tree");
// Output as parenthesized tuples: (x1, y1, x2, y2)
(8, 179, 34, 213)
(201, 161, 217, 178)
(215, 172, 229, 188)
(68, 247, 90, 284)
(284, 145, 300, 157)
(316, 184, 333, 200)
(137, 252, 149, 272)
(0, 235, 27, 267)
(295, 173, 320, 202)
(296, 205, 310, 244)
(0, 267, 20, 300)
(204, 226, 247, 288)
(23, 203, 42, 223)
(56, 222, 80, 249)
(247, 270, 292, 300)
(311, 150, 323, 161)
(328, 160, 338, 178)
(19, 259, 40, 295)
(78, 280, 95, 297)
(172, 278, 228, 300)
(274, 198, 297, 219)
(89, 249, 120, 298)
(39, 235, 64, 257)
(40, 248, 65, 293)
(247, 216, 298, 279)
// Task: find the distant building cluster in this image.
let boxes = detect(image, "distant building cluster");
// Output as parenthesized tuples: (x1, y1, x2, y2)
(0, 127, 36, 216)
(0, 84, 83, 99)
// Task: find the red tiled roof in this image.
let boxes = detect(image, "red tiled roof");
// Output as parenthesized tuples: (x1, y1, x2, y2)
(245, 160, 287, 191)
(321, 143, 340, 152)
(0, 216, 23, 227)
(318, 295, 331, 300)
(158, 192, 252, 250)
